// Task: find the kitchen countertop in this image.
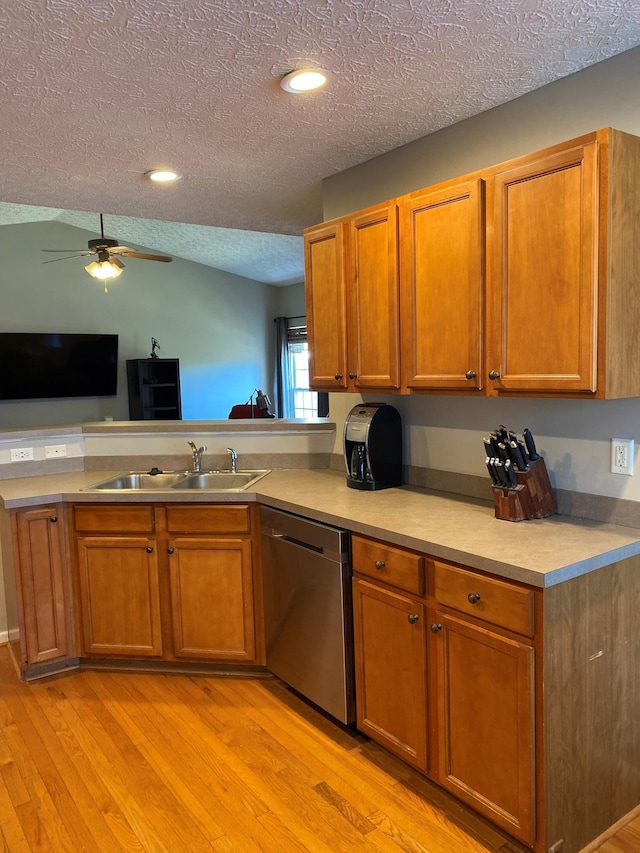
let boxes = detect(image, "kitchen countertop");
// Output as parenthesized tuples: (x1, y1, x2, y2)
(2, 468, 640, 588)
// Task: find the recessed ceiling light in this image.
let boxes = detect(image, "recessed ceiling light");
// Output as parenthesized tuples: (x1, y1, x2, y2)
(280, 69, 329, 94)
(145, 169, 182, 183)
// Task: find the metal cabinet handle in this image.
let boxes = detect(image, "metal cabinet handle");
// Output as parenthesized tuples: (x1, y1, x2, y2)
(430, 623, 443, 634)
(465, 370, 477, 380)
(50, 516, 58, 523)
(407, 614, 419, 624)
(468, 592, 481, 604)
(167, 547, 175, 555)
(374, 560, 386, 570)
(488, 370, 500, 380)
(334, 373, 343, 381)
(349, 372, 358, 380)
(146, 546, 154, 553)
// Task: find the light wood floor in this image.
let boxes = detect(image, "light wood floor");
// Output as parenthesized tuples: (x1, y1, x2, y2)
(0, 646, 637, 853)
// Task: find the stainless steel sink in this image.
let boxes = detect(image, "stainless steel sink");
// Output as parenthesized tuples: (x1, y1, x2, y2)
(86, 469, 270, 492)
(170, 470, 270, 491)
(89, 472, 191, 490)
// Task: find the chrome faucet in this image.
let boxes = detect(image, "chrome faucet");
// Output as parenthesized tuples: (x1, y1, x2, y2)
(226, 447, 238, 473)
(187, 440, 207, 472)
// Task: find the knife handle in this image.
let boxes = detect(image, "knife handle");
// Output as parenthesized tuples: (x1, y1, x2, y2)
(523, 428, 540, 461)
(483, 437, 495, 457)
(493, 460, 509, 488)
(486, 457, 499, 486)
(504, 459, 518, 488)
(510, 440, 528, 471)
(497, 442, 512, 464)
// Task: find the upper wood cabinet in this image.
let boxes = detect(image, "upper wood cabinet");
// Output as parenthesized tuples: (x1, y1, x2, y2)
(305, 202, 401, 392)
(485, 140, 598, 395)
(306, 128, 640, 399)
(401, 178, 485, 392)
(305, 220, 349, 389)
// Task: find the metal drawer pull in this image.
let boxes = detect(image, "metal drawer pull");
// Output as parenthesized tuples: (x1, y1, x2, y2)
(465, 370, 477, 380)
(146, 546, 154, 553)
(167, 547, 175, 554)
(407, 614, 419, 624)
(334, 373, 343, 381)
(468, 592, 481, 604)
(374, 560, 386, 570)
(50, 516, 58, 523)
(430, 623, 443, 634)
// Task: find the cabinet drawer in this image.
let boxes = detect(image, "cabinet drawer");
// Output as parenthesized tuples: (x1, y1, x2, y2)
(165, 504, 250, 534)
(352, 535, 424, 595)
(74, 505, 154, 533)
(432, 561, 534, 637)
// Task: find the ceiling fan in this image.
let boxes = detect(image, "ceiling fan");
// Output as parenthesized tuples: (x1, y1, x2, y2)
(41, 213, 172, 289)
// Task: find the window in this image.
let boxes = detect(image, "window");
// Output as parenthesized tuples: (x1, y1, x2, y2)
(289, 337, 317, 418)
(276, 318, 328, 418)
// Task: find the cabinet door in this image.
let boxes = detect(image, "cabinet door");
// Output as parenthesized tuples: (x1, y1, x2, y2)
(76, 537, 163, 657)
(305, 220, 349, 390)
(353, 578, 427, 771)
(401, 179, 484, 391)
(487, 141, 598, 394)
(430, 610, 535, 845)
(13, 506, 71, 664)
(168, 537, 256, 661)
(348, 203, 401, 389)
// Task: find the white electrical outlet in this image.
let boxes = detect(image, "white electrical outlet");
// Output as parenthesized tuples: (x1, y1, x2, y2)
(45, 444, 67, 458)
(10, 447, 34, 462)
(611, 438, 634, 475)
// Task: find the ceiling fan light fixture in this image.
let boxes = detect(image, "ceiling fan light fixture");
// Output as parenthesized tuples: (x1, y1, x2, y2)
(145, 169, 182, 183)
(85, 259, 124, 280)
(280, 68, 329, 93)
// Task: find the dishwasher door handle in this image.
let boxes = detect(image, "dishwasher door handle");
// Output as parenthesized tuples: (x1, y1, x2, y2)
(264, 530, 348, 564)
(268, 531, 324, 555)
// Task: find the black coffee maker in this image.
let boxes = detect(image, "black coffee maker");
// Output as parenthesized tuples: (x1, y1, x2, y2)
(344, 403, 402, 491)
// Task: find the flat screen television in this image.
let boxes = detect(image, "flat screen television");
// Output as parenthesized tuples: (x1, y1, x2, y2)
(0, 333, 118, 400)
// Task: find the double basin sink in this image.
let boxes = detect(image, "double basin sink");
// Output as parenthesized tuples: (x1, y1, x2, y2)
(87, 469, 270, 493)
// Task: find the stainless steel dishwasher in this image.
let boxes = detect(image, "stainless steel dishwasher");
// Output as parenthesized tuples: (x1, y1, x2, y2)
(260, 506, 355, 725)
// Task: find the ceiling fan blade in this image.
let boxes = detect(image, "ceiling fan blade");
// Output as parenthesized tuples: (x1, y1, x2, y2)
(41, 248, 89, 252)
(42, 254, 91, 263)
(108, 255, 125, 269)
(116, 251, 173, 262)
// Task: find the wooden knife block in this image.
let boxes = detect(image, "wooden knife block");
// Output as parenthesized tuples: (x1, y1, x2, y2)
(492, 458, 557, 522)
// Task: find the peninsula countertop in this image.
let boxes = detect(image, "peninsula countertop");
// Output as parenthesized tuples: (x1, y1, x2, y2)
(2, 468, 640, 588)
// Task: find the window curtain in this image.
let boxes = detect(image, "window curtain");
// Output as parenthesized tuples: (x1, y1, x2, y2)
(274, 316, 294, 418)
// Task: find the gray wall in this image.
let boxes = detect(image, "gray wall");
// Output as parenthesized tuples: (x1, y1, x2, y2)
(322, 45, 640, 505)
(0, 220, 279, 427)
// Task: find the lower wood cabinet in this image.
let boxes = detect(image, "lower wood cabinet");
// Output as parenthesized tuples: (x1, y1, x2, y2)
(352, 533, 537, 849)
(11, 505, 74, 666)
(168, 536, 255, 661)
(76, 535, 163, 657)
(72, 503, 260, 665)
(429, 608, 535, 844)
(353, 578, 427, 770)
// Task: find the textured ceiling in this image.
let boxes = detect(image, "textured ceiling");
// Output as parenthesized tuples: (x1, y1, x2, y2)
(1, 0, 639, 284)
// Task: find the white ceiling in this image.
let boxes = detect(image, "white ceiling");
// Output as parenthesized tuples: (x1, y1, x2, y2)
(1, 0, 638, 285)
